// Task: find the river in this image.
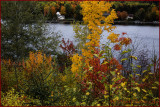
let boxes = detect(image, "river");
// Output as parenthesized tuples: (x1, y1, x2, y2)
(46, 23, 159, 56)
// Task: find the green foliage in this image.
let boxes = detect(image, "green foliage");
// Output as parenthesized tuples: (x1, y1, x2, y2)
(65, 3, 72, 18)
(1, 88, 41, 106)
(73, 22, 89, 52)
(1, 1, 61, 61)
(74, 5, 83, 21)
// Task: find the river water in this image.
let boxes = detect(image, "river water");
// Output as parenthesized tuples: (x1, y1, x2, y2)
(46, 23, 159, 56)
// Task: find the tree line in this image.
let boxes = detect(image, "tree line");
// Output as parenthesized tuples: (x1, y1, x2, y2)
(39, 1, 159, 21)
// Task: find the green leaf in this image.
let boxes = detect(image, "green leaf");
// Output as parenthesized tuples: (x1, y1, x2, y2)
(129, 74, 133, 78)
(97, 71, 101, 74)
(94, 54, 99, 58)
(89, 66, 93, 71)
(110, 71, 115, 76)
(127, 49, 132, 52)
(121, 50, 128, 55)
(99, 50, 104, 55)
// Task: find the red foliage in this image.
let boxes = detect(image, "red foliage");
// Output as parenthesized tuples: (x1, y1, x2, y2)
(114, 44, 121, 51)
(122, 32, 127, 35)
(59, 38, 76, 57)
(81, 49, 123, 98)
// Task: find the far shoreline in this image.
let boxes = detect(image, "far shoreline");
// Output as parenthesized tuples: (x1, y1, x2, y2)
(46, 20, 159, 26)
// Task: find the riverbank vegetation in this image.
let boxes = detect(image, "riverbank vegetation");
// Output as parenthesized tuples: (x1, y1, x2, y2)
(1, 1, 159, 106)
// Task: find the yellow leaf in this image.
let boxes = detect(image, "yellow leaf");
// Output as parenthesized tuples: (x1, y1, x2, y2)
(113, 96, 119, 100)
(133, 93, 137, 97)
(143, 96, 147, 99)
(136, 74, 141, 76)
(137, 65, 141, 68)
(155, 81, 159, 85)
(142, 89, 147, 93)
(110, 85, 112, 90)
(134, 87, 140, 92)
(152, 87, 158, 89)
(86, 92, 90, 96)
(142, 78, 146, 82)
(104, 95, 109, 99)
(102, 61, 108, 64)
(142, 70, 147, 73)
(130, 56, 137, 60)
(121, 58, 127, 62)
(121, 82, 126, 87)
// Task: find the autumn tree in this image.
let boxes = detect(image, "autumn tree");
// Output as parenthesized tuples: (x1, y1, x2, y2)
(51, 6, 56, 17)
(120, 11, 128, 20)
(71, 1, 118, 97)
(60, 6, 66, 15)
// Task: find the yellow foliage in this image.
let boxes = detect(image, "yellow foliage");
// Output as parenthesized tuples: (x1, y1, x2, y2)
(71, 1, 117, 75)
(71, 54, 83, 74)
(107, 32, 119, 43)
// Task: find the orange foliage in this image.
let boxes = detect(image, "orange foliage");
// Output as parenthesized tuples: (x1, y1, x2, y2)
(51, 6, 56, 16)
(60, 6, 66, 15)
(23, 51, 52, 73)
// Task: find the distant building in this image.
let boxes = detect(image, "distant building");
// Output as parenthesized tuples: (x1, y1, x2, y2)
(56, 12, 65, 20)
(126, 14, 134, 20)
